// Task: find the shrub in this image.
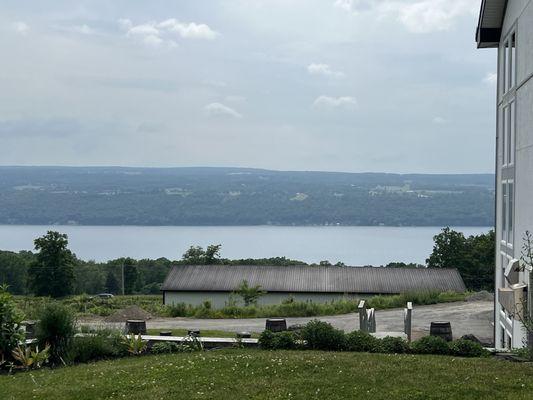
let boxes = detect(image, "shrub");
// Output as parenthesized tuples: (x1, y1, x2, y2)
(258, 330, 275, 350)
(301, 320, 346, 351)
(36, 302, 76, 365)
(0, 285, 24, 364)
(123, 334, 147, 356)
(166, 303, 188, 318)
(151, 342, 180, 354)
(345, 330, 382, 353)
(380, 336, 410, 354)
(71, 330, 127, 363)
(450, 339, 489, 358)
(411, 335, 450, 355)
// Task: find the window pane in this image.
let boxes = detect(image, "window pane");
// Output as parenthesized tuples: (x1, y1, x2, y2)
(508, 182, 514, 244)
(503, 106, 508, 165)
(507, 106, 512, 164)
(504, 40, 510, 93)
(509, 33, 516, 87)
(510, 102, 515, 164)
(502, 183, 507, 241)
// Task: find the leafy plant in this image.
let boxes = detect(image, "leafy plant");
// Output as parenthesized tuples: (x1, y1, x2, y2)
(380, 336, 410, 354)
(11, 344, 50, 370)
(0, 284, 24, 364)
(411, 336, 450, 355)
(71, 329, 127, 363)
(36, 302, 76, 365)
(450, 339, 489, 358)
(300, 320, 346, 351)
(345, 330, 382, 353)
(123, 334, 147, 356)
(151, 342, 180, 354)
(235, 280, 266, 307)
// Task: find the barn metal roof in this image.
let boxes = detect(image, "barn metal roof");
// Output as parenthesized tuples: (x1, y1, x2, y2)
(161, 265, 466, 294)
(476, 0, 507, 48)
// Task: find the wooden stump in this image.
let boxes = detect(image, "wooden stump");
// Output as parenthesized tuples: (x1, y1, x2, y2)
(24, 321, 36, 339)
(125, 320, 146, 335)
(159, 331, 172, 336)
(236, 331, 252, 338)
(188, 330, 201, 337)
(265, 318, 287, 332)
(430, 321, 453, 342)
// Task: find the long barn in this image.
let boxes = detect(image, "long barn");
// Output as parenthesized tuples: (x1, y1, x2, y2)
(161, 265, 466, 307)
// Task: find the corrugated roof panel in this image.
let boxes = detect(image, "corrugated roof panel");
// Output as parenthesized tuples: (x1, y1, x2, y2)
(161, 265, 467, 294)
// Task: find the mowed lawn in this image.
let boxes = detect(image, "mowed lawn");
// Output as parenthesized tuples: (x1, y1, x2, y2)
(1, 350, 532, 400)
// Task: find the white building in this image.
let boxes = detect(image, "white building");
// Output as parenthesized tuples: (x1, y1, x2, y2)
(477, 0, 533, 349)
(161, 264, 465, 308)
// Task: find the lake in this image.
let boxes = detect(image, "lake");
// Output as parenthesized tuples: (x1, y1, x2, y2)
(0, 225, 491, 266)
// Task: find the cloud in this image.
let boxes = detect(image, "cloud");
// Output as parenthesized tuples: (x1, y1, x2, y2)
(12, 21, 29, 35)
(483, 72, 497, 85)
(335, 0, 477, 33)
(204, 102, 243, 118)
(119, 18, 218, 47)
(313, 96, 357, 110)
(307, 63, 345, 78)
(0, 118, 81, 138)
(432, 116, 447, 124)
(157, 19, 218, 40)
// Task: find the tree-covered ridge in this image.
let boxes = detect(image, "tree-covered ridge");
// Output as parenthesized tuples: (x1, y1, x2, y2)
(0, 166, 494, 226)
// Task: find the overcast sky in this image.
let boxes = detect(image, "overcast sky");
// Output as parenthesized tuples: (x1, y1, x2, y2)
(0, 0, 496, 173)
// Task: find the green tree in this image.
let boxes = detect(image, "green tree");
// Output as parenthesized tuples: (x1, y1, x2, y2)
(426, 228, 494, 291)
(105, 271, 120, 294)
(123, 258, 137, 295)
(182, 244, 222, 265)
(0, 284, 24, 362)
(236, 280, 266, 306)
(28, 231, 75, 298)
(0, 250, 33, 295)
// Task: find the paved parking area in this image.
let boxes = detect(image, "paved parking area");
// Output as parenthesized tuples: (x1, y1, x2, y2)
(142, 300, 493, 342)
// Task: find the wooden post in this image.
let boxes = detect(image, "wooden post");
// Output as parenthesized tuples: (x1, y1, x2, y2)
(125, 320, 146, 335)
(404, 302, 413, 342)
(367, 308, 376, 333)
(358, 300, 367, 332)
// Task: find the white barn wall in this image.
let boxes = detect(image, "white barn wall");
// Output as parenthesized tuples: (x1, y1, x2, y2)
(163, 291, 363, 308)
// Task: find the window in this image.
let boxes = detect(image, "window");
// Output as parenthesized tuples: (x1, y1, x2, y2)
(502, 182, 507, 241)
(510, 101, 515, 165)
(502, 32, 516, 95)
(508, 181, 514, 244)
(501, 181, 514, 245)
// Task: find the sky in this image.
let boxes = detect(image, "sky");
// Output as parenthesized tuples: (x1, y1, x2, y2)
(0, 0, 497, 173)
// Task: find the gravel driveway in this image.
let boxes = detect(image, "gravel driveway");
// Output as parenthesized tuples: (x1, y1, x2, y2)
(139, 300, 493, 342)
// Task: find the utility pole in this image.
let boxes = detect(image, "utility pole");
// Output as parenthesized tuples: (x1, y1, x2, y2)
(121, 261, 125, 296)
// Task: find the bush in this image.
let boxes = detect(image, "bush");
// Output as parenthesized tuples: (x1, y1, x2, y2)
(166, 303, 188, 318)
(151, 342, 180, 354)
(258, 330, 275, 349)
(301, 320, 346, 351)
(0, 285, 24, 363)
(345, 330, 382, 353)
(450, 339, 489, 358)
(71, 330, 127, 363)
(380, 336, 410, 354)
(411, 336, 450, 355)
(36, 302, 76, 364)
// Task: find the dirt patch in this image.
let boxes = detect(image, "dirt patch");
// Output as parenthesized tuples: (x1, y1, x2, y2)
(104, 306, 152, 323)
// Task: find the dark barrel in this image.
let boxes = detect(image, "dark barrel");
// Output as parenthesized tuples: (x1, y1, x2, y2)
(159, 331, 172, 336)
(430, 321, 453, 342)
(265, 318, 287, 332)
(125, 320, 147, 335)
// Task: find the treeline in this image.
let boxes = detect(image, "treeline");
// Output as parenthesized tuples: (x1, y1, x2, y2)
(0, 167, 494, 226)
(0, 228, 495, 296)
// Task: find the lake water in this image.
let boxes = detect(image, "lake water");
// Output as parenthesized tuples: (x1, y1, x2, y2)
(0, 225, 490, 266)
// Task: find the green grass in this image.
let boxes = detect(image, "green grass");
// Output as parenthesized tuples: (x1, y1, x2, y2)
(1, 350, 532, 400)
(14, 291, 467, 320)
(145, 328, 260, 338)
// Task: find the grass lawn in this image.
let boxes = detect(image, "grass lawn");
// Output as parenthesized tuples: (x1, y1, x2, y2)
(1, 350, 532, 400)
(145, 328, 260, 338)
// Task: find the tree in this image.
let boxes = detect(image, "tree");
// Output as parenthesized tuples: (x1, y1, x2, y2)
(236, 280, 266, 306)
(105, 271, 120, 294)
(28, 231, 75, 298)
(182, 244, 222, 265)
(123, 258, 138, 295)
(0, 284, 24, 363)
(426, 227, 494, 291)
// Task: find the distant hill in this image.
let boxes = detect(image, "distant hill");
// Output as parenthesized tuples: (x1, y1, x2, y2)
(0, 166, 494, 226)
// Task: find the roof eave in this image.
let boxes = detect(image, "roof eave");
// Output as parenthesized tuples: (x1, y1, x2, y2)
(475, 0, 506, 48)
